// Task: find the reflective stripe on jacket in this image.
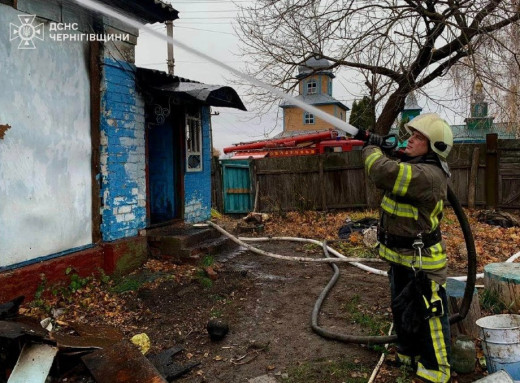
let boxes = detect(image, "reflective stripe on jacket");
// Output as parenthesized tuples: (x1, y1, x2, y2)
(362, 146, 448, 271)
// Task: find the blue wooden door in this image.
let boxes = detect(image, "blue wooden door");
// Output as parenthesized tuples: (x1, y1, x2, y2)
(148, 123, 176, 223)
(221, 160, 252, 213)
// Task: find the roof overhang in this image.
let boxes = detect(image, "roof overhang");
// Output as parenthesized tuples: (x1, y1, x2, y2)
(98, 0, 179, 23)
(136, 67, 247, 111)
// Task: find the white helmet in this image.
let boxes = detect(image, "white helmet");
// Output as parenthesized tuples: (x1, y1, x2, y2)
(404, 113, 453, 159)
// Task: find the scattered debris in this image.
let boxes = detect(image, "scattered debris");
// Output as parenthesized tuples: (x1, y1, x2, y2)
(8, 343, 58, 383)
(207, 319, 229, 341)
(0, 317, 48, 340)
(236, 222, 264, 234)
(0, 296, 24, 320)
(211, 208, 222, 219)
(230, 349, 261, 365)
(40, 317, 53, 332)
(130, 333, 151, 354)
(248, 374, 277, 383)
(0, 124, 11, 140)
(363, 227, 378, 248)
(82, 340, 166, 383)
(477, 210, 520, 228)
(243, 212, 270, 224)
(147, 346, 200, 381)
(52, 331, 116, 351)
(338, 217, 378, 240)
(204, 266, 218, 281)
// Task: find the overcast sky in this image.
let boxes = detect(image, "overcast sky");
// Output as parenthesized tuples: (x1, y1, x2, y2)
(135, 0, 282, 155)
(135, 0, 468, 154)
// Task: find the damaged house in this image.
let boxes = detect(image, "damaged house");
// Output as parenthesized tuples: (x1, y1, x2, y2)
(0, 0, 246, 301)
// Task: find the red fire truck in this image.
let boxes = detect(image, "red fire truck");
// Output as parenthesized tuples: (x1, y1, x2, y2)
(223, 130, 364, 159)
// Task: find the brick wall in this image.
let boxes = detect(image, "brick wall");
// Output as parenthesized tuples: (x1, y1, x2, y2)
(99, 58, 147, 241)
(184, 106, 212, 223)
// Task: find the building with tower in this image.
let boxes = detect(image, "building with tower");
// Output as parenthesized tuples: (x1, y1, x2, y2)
(393, 83, 516, 145)
(278, 56, 349, 137)
(451, 79, 515, 142)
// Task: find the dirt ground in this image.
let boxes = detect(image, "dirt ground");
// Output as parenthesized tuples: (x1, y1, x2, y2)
(15, 207, 519, 382)
(139, 241, 391, 382)
(123, 240, 485, 383)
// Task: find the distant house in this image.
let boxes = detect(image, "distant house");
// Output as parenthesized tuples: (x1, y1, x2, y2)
(0, 0, 245, 301)
(393, 83, 516, 147)
(279, 56, 349, 137)
(452, 80, 517, 143)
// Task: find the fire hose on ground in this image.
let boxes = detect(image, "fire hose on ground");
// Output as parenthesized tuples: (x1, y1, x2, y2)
(208, 185, 478, 344)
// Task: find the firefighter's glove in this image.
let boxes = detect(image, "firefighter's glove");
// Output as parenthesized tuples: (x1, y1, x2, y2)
(366, 133, 384, 147)
(353, 129, 370, 142)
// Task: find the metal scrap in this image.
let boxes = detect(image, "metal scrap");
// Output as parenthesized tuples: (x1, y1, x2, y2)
(147, 346, 200, 381)
(7, 343, 58, 383)
(82, 339, 167, 383)
(0, 296, 24, 320)
(0, 318, 48, 340)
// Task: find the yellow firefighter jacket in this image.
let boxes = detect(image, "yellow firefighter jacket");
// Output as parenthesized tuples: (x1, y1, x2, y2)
(362, 145, 448, 277)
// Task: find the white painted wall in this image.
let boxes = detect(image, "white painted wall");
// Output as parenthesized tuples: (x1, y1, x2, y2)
(0, 5, 92, 268)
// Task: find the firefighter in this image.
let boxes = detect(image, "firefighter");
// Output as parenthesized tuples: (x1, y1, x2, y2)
(355, 113, 453, 383)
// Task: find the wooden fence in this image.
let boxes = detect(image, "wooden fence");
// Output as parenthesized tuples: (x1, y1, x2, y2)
(212, 135, 520, 213)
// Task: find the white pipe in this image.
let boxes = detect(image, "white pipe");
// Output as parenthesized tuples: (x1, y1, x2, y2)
(209, 222, 520, 282)
(207, 222, 382, 264)
(240, 236, 388, 276)
(449, 250, 520, 281)
(367, 323, 394, 383)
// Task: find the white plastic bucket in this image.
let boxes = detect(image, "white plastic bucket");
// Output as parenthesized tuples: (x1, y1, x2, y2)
(476, 314, 520, 382)
(474, 370, 514, 382)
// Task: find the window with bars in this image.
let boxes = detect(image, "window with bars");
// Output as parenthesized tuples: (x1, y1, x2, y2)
(304, 112, 315, 124)
(186, 111, 202, 172)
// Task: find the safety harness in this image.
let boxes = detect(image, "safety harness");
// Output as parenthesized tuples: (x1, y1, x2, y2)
(377, 226, 442, 250)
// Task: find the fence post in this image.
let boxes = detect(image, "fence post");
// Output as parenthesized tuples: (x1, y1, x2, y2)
(318, 155, 327, 211)
(251, 160, 259, 212)
(468, 147, 480, 209)
(211, 157, 224, 213)
(485, 133, 498, 208)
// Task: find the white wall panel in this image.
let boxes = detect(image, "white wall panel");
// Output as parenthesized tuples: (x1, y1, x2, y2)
(0, 5, 92, 268)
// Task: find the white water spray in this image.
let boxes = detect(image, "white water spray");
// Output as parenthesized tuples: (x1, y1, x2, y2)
(74, 0, 360, 136)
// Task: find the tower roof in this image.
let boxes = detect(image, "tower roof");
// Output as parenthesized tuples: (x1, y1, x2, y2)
(473, 79, 485, 103)
(403, 91, 422, 111)
(297, 56, 334, 79)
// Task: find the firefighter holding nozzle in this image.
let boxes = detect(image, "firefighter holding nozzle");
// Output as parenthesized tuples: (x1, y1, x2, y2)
(354, 113, 454, 383)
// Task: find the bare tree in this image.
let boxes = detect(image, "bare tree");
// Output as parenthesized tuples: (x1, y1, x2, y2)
(235, 0, 520, 134)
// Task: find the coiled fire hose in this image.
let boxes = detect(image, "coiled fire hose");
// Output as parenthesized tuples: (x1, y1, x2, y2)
(309, 186, 476, 344)
(208, 184, 477, 344)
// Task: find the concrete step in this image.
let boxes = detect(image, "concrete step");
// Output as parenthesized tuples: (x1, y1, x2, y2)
(178, 236, 235, 263)
(146, 224, 235, 263)
(147, 226, 221, 255)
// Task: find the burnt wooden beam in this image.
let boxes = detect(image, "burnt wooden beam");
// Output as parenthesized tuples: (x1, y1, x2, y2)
(89, 41, 102, 243)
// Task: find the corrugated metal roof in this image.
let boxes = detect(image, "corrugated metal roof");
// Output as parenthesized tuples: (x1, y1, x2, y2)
(100, 0, 179, 23)
(279, 94, 349, 110)
(136, 67, 247, 111)
(451, 122, 517, 142)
